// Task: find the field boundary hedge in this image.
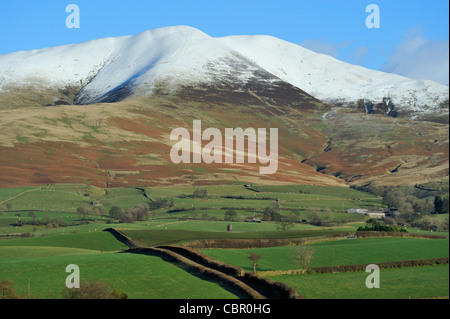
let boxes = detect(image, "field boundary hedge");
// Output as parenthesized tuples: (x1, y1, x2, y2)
(180, 231, 447, 249)
(181, 233, 352, 249)
(124, 247, 265, 299)
(241, 273, 302, 299)
(124, 245, 304, 299)
(355, 231, 447, 239)
(258, 257, 450, 277)
(104, 228, 138, 248)
(157, 245, 245, 277)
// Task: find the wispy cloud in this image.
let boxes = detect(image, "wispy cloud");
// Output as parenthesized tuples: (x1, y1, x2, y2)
(382, 28, 449, 86)
(300, 39, 369, 66)
(299, 39, 350, 58)
(349, 45, 369, 65)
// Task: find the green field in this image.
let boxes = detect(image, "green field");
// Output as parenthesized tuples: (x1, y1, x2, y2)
(0, 251, 239, 299)
(0, 183, 383, 226)
(0, 231, 127, 251)
(121, 228, 351, 247)
(269, 264, 449, 299)
(200, 237, 450, 271)
(0, 183, 448, 299)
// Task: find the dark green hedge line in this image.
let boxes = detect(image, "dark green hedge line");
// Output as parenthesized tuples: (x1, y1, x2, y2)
(157, 245, 304, 299)
(311, 257, 449, 274)
(104, 228, 137, 248)
(157, 245, 245, 277)
(182, 233, 351, 249)
(355, 231, 447, 239)
(242, 273, 304, 299)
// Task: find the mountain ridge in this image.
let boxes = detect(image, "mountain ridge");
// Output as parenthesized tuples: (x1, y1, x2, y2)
(0, 25, 448, 121)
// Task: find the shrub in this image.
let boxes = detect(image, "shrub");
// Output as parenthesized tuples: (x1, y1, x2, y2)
(149, 198, 174, 210)
(224, 210, 238, 221)
(263, 206, 281, 221)
(0, 280, 21, 299)
(193, 188, 208, 198)
(109, 206, 124, 220)
(62, 280, 127, 299)
(357, 219, 407, 232)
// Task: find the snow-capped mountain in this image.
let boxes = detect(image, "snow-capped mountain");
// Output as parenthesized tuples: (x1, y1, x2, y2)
(0, 26, 448, 118)
(219, 35, 449, 117)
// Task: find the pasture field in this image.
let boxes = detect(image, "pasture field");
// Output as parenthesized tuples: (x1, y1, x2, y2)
(200, 237, 450, 271)
(120, 228, 351, 247)
(0, 231, 127, 251)
(0, 183, 448, 299)
(0, 183, 382, 224)
(268, 264, 449, 299)
(0, 183, 379, 238)
(0, 250, 239, 299)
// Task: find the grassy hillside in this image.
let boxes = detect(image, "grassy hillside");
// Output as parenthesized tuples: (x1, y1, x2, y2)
(0, 93, 447, 188)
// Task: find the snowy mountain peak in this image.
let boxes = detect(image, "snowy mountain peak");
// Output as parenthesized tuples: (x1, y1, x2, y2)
(0, 26, 448, 119)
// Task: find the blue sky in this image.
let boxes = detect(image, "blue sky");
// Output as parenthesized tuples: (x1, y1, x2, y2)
(1, 0, 448, 84)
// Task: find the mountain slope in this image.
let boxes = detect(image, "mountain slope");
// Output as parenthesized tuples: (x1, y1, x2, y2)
(0, 26, 448, 120)
(219, 35, 449, 120)
(0, 26, 448, 189)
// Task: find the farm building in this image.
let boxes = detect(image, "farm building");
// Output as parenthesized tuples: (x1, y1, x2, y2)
(366, 211, 386, 219)
(347, 208, 369, 215)
(245, 218, 262, 223)
(347, 208, 386, 219)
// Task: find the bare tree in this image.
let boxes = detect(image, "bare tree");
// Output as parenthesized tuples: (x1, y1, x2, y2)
(292, 245, 314, 271)
(76, 206, 91, 220)
(276, 215, 296, 231)
(248, 252, 264, 274)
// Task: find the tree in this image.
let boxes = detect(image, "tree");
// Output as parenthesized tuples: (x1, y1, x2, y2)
(91, 206, 104, 217)
(109, 206, 124, 221)
(130, 203, 150, 221)
(119, 212, 134, 224)
(224, 210, 237, 221)
(5, 203, 12, 212)
(276, 215, 295, 231)
(41, 213, 52, 225)
(434, 195, 449, 214)
(148, 198, 174, 210)
(263, 206, 281, 221)
(76, 206, 90, 220)
(307, 212, 326, 226)
(193, 188, 208, 198)
(292, 245, 314, 270)
(248, 252, 264, 274)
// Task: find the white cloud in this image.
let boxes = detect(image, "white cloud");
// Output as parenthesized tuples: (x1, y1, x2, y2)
(299, 39, 350, 58)
(349, 45, 369, 65)
(382, 29, 449, 86)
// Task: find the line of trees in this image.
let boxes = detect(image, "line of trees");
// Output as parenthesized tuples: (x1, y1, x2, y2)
(108, 203, 151, 223)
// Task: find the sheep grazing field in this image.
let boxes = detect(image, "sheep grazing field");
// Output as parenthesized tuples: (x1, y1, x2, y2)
(0, 183, 448, 299)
